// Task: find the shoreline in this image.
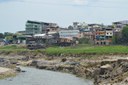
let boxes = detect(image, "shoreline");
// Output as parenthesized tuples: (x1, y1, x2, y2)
(0, 51, 128, 85)
(0, 67, 16, 79)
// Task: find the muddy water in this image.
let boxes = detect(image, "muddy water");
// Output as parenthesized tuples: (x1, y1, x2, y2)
(0, 67, 94, 85)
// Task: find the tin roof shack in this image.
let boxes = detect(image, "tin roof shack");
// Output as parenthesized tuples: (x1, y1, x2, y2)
(26, 37, 46, 50)
(26, 32, 59, 49)
(17, 35, 32, 44)
(58, 38, 75, 46)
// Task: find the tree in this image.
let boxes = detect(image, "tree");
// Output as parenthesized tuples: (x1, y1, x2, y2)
(78, 37, 89, 44)
(0, 33, 4, 38)
(122, 26, 128, 43)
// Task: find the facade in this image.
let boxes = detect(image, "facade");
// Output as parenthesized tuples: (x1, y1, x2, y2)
(59, 30, 80, 39)
(26, 21, 42, 35)
(25, 20, 59, 35)
(24, 20, 128, 46)
(94, 27, 113, 45)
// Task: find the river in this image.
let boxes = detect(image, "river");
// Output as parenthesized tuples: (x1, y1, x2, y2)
(0, 67, 94, 85)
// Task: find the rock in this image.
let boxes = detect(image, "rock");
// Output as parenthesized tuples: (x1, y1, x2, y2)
(22, 56, 29, 61)
(0, 58, 5, 62)
(100, 64, 112, 69)
(21, 70, 26, 72)
(16, 63, 20, 66)
(10, 60, 18, 65)
(61, 58, 67, 62)
(65, 61, 80, 66)
(36, 61, 49, 69)
(29, 60, 39, 66)
(15, 67, 21, 72)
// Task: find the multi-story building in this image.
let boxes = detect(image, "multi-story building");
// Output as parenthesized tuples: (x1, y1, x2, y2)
(94, 26, 113, 45)
(25, 20, 59, 35)
(94, 29, 106, 45)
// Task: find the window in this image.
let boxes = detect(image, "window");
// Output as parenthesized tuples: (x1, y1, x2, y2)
(35, 28, 38, 30)
(35, 25, 38, 27)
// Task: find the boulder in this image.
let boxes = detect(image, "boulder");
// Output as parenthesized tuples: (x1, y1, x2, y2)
(15, 67, 21, 72)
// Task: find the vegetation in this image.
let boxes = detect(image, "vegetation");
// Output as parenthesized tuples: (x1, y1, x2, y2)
(1, 44, 128, 56)
(122, 25, 128, 43)
(0, 71, 16, 79)
(0, 45, 29, 54)
(113, 25, 128, 44)
(45, 45, 128, 55)
(78, 37, 89, 44)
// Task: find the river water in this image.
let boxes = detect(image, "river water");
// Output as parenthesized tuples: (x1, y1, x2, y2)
(0, 67, 94, 85)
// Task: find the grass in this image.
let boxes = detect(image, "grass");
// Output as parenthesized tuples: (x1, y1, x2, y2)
(45, 45, 128, 55)
(0, 45, 27, 51)
(1, 44, 128, 56)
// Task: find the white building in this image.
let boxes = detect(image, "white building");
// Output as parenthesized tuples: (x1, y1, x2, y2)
(59, 30, 80, 39)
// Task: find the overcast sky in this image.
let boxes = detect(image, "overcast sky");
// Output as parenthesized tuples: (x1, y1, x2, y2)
(0, 0, 128, 33)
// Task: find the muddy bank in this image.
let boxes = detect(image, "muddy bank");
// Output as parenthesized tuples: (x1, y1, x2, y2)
(0, 67, 16, 79)
(26, 55, 128, 85)
(0, 52, 128, 85)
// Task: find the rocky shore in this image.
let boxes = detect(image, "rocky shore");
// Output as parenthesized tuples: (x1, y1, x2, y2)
(27, 56, 128, 85)
(0, 52, 128, 85)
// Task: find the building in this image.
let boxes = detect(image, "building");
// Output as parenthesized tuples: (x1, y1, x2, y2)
(113, 20, 128, 32)
(94, 26, 113, 45)
(25, 20, 59, 35)
(94, 29, 106, 45)
(16, 31, 26, 35)
(59, 30, 80, 39)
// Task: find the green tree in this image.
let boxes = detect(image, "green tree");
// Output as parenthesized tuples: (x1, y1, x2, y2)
(0, 33, 4, 38)
(122, 26, 128, 43)
(78, 37, 89, 44)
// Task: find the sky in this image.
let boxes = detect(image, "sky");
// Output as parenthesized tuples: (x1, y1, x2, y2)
(0, 0, 128, 33)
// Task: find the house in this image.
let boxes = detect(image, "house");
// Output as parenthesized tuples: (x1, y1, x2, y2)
(113, 20, 128, 32)
(94, 26, 113, 45)
(94, 29, 106, 45)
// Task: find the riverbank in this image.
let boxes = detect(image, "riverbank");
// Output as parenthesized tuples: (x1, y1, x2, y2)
(1, 54, 127, 85)
(27, 55, 128, 85)
(0, 45, 128, 85)
(0, 67, 16, 79)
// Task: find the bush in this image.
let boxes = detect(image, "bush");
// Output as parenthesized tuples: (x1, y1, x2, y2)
(78, 37, 89, 44)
